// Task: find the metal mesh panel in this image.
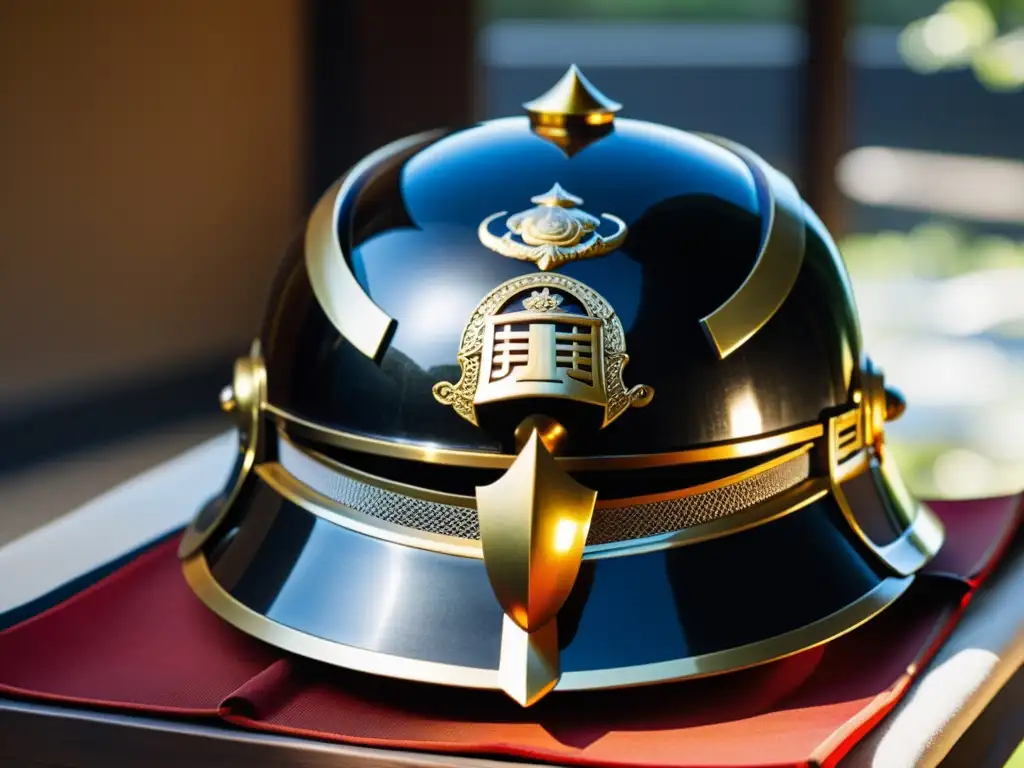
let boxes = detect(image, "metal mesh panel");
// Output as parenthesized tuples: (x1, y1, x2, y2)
(279, 440, 810, 545)
(585, 452, 810, 544)
(279, 440, 480, 538)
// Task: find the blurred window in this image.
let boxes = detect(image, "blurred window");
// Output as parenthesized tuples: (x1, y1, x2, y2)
(842, 0, 1024, 499)
(479, 0, 1024, 498)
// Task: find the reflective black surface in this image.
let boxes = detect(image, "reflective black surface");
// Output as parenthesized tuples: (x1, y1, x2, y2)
(262, 117, 861, 456)
(204, 474, 888, 673)
(207, 477, 503, 669)
(840, 462, 904, 546)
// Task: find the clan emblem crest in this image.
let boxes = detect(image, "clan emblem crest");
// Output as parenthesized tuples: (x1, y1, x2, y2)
(433, 273, 653, 427)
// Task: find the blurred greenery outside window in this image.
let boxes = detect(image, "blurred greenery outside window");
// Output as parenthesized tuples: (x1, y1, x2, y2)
(485, 0, 1022, 27)
(841, 222, 1024, 500)
(486, 0, 1024, 90)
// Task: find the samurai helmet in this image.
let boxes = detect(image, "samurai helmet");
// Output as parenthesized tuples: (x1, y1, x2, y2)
(181, 66, 943, 706)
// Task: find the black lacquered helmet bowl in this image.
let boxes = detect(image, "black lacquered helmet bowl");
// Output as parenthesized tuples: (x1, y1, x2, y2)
(180, 66, 943, 706)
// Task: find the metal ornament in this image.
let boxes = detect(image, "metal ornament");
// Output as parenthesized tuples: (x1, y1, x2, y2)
(522, 64, 621, 154)
(478, 184, 627, 271)
(476, 426, 596, 632)
(522, 64, 621, 126)
(177, 339, 266, 559)
(824, 360, 945, 578)
(476, 421, 597, 705)
(498, 615, 560, 708)
(432, 273, 653, 427)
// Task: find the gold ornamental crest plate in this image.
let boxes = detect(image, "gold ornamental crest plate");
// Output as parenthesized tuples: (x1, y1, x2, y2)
(478, 184, 627, 271)
(433, 273, 653, 427)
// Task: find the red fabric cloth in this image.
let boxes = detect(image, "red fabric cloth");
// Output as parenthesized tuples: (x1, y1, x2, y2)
(0, 537, 279, 714)
(0, 495, 1019, 768)
(921, 495, 1021, 584)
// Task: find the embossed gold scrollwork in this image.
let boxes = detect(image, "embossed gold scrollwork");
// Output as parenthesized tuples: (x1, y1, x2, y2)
(478, 184, 627, 271)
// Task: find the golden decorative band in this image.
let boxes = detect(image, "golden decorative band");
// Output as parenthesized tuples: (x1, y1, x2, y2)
(277, 434, 814, 546)
(264, 390, 940, 573)
(267, 401, 823, 470)
(198, 337, 934, 578)
(261, 440, 823, 561)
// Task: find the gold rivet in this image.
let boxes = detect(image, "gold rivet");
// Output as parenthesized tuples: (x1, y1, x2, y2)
(884, 387, 907, 422)
(219, 385, 236, 413)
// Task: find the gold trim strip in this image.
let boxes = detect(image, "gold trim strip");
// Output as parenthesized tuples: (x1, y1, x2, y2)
(286, 434, 474, 507)
(268, 402, 824, 470)
(305, 132, 441, 361)
(178, 341, 266, 560)
(254, 457, 830, 562)
(698, 136, 806, 360)
(876, 502, 945, 576)
(183, 551, 911, 694)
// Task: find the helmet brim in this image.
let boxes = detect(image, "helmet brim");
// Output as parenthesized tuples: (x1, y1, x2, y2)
(182, 462, 917, 695)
